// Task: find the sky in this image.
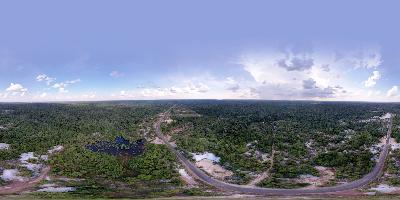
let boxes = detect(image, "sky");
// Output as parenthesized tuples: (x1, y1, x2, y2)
(1, 0, 400, 102)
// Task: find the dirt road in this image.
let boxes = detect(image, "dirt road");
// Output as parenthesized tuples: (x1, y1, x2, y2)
(0, 166, 50, 195)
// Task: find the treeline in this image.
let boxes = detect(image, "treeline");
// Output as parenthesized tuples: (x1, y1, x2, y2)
(0, 103, 166, 160)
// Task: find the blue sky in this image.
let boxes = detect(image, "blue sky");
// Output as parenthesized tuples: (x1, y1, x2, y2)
(0, 0, 399, 101)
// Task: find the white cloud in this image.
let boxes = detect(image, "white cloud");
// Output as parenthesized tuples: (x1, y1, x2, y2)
(364, 71, 381, 88)
(225, 77, 240, 92)
(146, 82, 209, 97)
(238, 45, 390, 101)
(110, 70, 124, 78)
(82, 92, 96, 99)
(64, 79, 81, 84)
(236, 87, 259, 99)
(240, 53, 305, 85)
(387, 86, 398, 97)
(239, 50, 344, 100)
(183, 82, 209, 93)
(115, 82, 210, 99)
(36, 74, 55, 85)
(5, 83, 28, 96)
(52, 79, 81, 93)
(119, 90, 127, 97)
(277, 56, 314, 71)
(337, 48, 382, 69)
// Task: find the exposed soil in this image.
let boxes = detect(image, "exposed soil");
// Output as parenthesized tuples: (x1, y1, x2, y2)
(195, 159, 233, 180)
(300, 166, 335, 189)
(179, 168, 198, 186)
(247, 149, 275, 186)
(0, 166, 51, 194)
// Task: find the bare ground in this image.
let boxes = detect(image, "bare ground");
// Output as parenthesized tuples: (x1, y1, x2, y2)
(0, 166, 51, 194)
(247, 148, 275, 186)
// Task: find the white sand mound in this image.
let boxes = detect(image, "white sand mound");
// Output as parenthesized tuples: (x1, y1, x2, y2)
(192, 152, 221, 162)
(37, 186, 76, 193)
(1, 169, 25, 181)
(19, 152, 42, 173)
(370, 184, 400, 193)
(195, 159, 233, 179)
(380, 113, 392, 120)
(178, 168, 197, 185)
(48, 145, 64, 154)
(0, 143, 10, 150)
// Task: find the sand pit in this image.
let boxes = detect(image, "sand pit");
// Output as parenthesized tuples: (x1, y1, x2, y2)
(300, 166, 335, 189)
(195, 159, 233, 180)
(178, 168, 197, 186)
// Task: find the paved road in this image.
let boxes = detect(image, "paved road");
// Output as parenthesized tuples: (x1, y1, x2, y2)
(154, 112, 393, 196)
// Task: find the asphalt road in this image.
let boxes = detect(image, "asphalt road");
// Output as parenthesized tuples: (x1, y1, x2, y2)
(154, 112, 393, 196)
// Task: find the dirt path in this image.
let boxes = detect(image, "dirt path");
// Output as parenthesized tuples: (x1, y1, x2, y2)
(0, 166, 50, 195)
(247, 148, 275, 186)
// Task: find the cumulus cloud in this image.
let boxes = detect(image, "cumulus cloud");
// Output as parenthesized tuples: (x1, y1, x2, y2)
(224, 77, 240, 92)
(183, 82, 209, 93)
(52, 79, 81, 93)
(240, 50, 344, 100)
(36, 74, 55, 85)
(117, 82, 210, 99)
(303, 86, 336, 98)
(302, 78, 317, 89)
(64, 79, 81, 84)
(302, 78, 336, 98)
(387, 86, 398, 97)
(5, 83, 28, 96)
(277, 57, 314, 71)
(238, 87, 259, 99)
(364, 71, 381, 88)
(337, 49, 382, 69)
(82, 92, 96, 99)
(321, 64, 330, 72)
(110, 70, 124, 78)
(240, 53, 307, 85)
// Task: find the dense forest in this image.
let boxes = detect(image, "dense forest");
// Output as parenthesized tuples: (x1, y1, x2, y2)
(0, 102, 186, 198)
(1, 100, 400, 196)
(164, 100, 400, 187)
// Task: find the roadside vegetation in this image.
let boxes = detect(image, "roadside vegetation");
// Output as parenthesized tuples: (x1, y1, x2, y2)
(1, 100, 400, 197)
(165, 101, 400, 187)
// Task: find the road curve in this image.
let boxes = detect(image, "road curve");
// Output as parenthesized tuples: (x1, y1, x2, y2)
(154, 111, 393, 196)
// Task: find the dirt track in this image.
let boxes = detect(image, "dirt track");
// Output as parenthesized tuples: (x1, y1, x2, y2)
(0, 166, 50, 195)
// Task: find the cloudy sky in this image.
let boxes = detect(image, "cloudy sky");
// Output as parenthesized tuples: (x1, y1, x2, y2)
(1, 0, 400, 102)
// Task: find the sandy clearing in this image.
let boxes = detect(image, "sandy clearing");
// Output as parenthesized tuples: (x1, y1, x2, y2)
(0, 166, 50, 194)
(300, 166, 335, 189)
(37, 186, 75, 193)
(247, 149, 275, 186)
(0, 143, 10, 150)
(151, 135, 176, 147)
(151, 137, 165, 144)
(192, 152, 221, 162)
(389, 138, 400, 150)
(195, 159, 233, 180)
(369, 184, 400, 193)
(178, 168, 198, 186)
(0, 169, 26, 182)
